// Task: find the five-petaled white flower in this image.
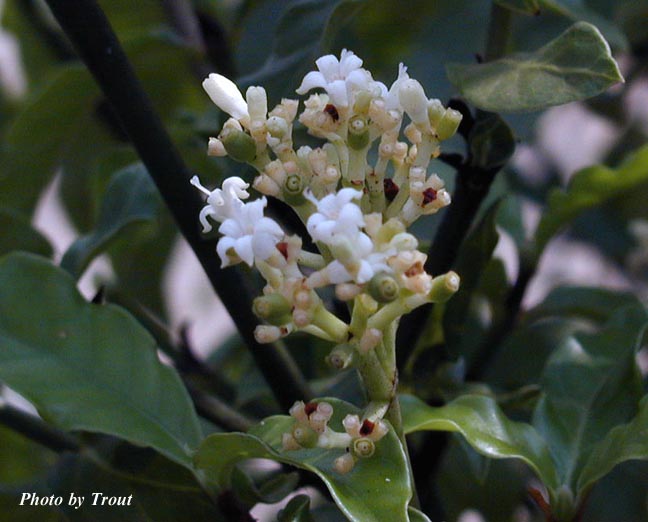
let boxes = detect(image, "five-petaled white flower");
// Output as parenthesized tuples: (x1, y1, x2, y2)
(305, 188, 388, 284)
(191, 176, 284, 267)
(203, 73, 249, 120)
(296, 49, 377, 108)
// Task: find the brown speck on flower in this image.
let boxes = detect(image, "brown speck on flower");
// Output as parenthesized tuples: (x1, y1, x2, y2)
(324, 104, 340, 122)
(304, 402, 318, 416)
(384, 179, 399, 202)
(422, 187, 437, 205)
(277, 242, 289, 259)
(359, 419, 375, 436)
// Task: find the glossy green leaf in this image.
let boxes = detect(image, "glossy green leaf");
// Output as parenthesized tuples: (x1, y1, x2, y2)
(195, 398, 411, 522)
(495, 0, 540, 16)
(278, 495, 314, 522)
(535, 144, 648, 249)
(532, 306, 647, 490)
(0, 65, 98, 214)
(446, 22, 623, 112)
(577, 396, 648, 496)
(60, 163, 160, 279)
(401, 394, 560, 490)
(0, 207, 52, 257)
(0, 253, 202, 468)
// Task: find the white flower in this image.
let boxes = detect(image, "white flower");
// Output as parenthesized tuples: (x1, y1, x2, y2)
(305, 188, 392, 285)
(216, 198, 284, 267)
(191, 175, 284, 267)
(385, 63, 409, 110)
(191, 175, 249, 232)
(305, 188, 365, 243)
(203, 73, 249, 120)
(296, 49, 375, 108)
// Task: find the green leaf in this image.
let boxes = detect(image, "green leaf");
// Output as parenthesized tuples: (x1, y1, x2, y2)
(539, 0, 629, 51)
(535, 144, 648, 250)
(401, 394, 560, 490)
(446, 22, 623, 112)
(0, 253, 202, 468)
(0, 424, 57, 484)
(60, 163, 160, 279)
(495, 0, 541, 15)
(407, 506, 432, 522)
(195, 398, 411, 522)
(0, 207, 53, 257)
(0, 65, 99, 214)
(526, 286, 644, 324)
(577, 396, 648, 496)
(33, 443, 225, 521)
(231, 466, 299, 506)
(278, 495, 314, 522)
(239, 0, 367, 103)
(443, 202, 501, 354)
(532, 306, 647, 491)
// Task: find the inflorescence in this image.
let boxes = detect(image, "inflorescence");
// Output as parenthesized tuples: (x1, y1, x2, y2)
(193, 49, 461, 472)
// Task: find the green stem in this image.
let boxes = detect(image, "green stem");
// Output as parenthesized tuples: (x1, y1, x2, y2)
(43, 0, 312, 410)
(484, 3, 512, 62)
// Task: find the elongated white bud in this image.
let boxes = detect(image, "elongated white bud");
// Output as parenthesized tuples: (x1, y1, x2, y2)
(203, 73, 249, 119)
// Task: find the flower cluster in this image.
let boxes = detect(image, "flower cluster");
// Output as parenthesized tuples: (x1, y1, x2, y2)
(193, 50, 461, 470)
(282, 400, 389, 474)
(194, 49, 460, 340)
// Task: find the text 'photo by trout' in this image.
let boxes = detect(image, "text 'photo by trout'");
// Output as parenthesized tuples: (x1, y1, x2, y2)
(0, 1, 647, 521)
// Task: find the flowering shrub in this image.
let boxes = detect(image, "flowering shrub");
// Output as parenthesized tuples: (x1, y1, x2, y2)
(1, 2, 647, 522)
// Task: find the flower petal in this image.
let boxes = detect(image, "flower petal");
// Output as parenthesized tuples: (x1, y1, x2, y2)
(203, 73, 249, 119)
(296, 71, 328, 95)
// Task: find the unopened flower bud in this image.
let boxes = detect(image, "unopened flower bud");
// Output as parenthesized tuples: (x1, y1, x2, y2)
(359, 328, 382, 353)
(253, 294, 292, 325)
(293, 424, 318, 448)
(207, 137, 227, 156)
(436, 108, 462, 140)
(334, 453, 355, 474)
(427, 99, 445, 127)
(246, 86, 267, 121)
(254, 325, 283, 344)
(289, 401, 308, 421)
(309, 412, 329, 433)
(327, 344, 356, 370)
(368, 272, 400, 303)
(282, 432, 301, 451)
(428, 271, 460, 303)
(316, 402, 334, 420)
(221, 129, 256, 162)
(335, 283, 362, 301)
(266, 115, 289, 138)
(292, 309, 312, 328)
(348, 115, 370, 150)
(399, 79, 428, 125)
(342, 414, 361, 438)
(352, 437, 376, 458)
(203, 73, 248, 119)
